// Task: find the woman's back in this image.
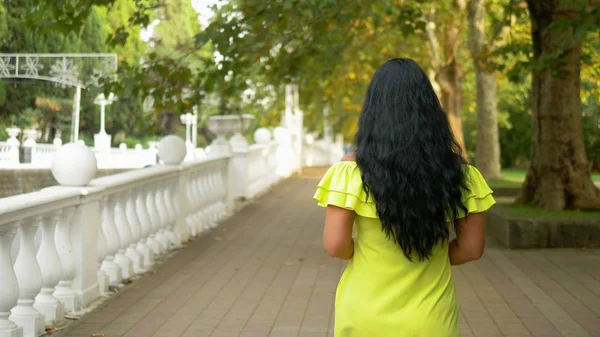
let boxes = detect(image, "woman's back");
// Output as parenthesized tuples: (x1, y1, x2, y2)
(314, 58, 495, 336)
(314, 161, 495, 337)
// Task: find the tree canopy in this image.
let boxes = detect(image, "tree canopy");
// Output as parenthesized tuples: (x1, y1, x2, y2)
(6, 0, 600, 210)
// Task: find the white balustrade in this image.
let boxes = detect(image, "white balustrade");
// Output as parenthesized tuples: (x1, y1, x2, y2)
(141, 187, 161, 256)
(31, 144, 58, 167)
(0, 142, 15, 168)
(0, 222, 20, 337)
(231, 141, 281, 200)
(134, 188, 155, 269)
(99, 197, 122, 286)
(96, 216, 109, 296)
(54, 207, 76, 313)
(124, 190, 147, 273)
(0, 129, 293, 335)
(113, 193, 137, 278)
(162, 179, 179, 247)
(0, 140, 158, 169)
(11, 217, 44, 337)
(153, 185, 170, 251)
(34, 211, 65, 326)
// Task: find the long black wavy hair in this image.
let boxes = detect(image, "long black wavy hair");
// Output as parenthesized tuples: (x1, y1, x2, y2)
(355, 58, 469, 261)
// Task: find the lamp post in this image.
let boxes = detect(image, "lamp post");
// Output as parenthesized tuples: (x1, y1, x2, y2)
(180, 113, 195, 160)
(93, 93, 116, 152)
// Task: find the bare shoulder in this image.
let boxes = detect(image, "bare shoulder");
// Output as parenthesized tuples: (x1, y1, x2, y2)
(341, 152, 356, 162)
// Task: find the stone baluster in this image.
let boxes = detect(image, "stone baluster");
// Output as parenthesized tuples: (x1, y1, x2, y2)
(128, 189, 153, 269)
(135, 187, 156, 268)
(154, 183, 170, 250)
(112, 194, 135, 279)
(99, 197, 122, 285)
(169, 178, 181, 224)
(217, 166, 227, 218)
(217, 166, 227, 217)
(170, 177, 184, 243)
(199, 172, 212, 231)
(0, 222, 21, 337)
(156, 180, 175, 248)
(197, 174, 208, 231)
(10, 218, 43, 337)
(211, 169, 222, 223)
(204, 170, 215, 228)
(186, 174, 198, 237)
(53, 207, 76, 313)
(162, 179, 179, 247)
(34, 211, 65, 326)
(160, 180, 174, 229)
(140, 186, 161, 256)
(96, 221, 109, 296)
(147, 183, 169, 253)
(172, 173, 189, 244)
(115, 193, 143, 274)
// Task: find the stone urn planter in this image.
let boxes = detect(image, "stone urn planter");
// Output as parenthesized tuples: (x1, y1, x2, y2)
(207, 114, 255, 153)
(5, 127, 21, 165)
(6, 127, 21, 146)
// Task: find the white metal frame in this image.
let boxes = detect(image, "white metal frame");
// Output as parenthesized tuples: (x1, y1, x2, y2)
(0, 53, 118, 142)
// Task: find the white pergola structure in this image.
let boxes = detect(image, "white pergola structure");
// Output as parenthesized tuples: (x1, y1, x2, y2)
(0, 53, 118, 142)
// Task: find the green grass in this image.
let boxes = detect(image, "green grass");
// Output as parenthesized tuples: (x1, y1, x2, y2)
(487, 169, 600, 189)
(501, 203, 600, 219)
(487, 179, 522, 189)
(501, 169, 600, 182)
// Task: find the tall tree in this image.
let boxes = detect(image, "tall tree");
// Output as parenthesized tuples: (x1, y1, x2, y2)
(104, 0, 147, 64)
(467, 0, 501, 179)
(519, 0, 600, 210)
(152, 0, 199, 49)
(424, 0, 468, 151)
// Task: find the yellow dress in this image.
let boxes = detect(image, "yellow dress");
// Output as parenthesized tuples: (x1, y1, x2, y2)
(313, 162, 496, 337)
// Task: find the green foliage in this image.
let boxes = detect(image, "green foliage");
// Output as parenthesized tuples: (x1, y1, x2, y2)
(497, 78, 531, 169)
(0, 0, 150, 143)
(582, 94, 600, 171)
(103, 0, 147, 65)
(8, 0, 600, 174)
(153, 0, 199, 49)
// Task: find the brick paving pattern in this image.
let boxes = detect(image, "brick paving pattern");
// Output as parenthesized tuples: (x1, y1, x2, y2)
(56, 172, 600, 337)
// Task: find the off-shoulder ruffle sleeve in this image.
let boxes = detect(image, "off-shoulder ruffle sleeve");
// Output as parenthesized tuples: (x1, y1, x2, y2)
(455, 165, 496, 219)
(313, 161, 378, 218)
(314, 162, 495, 220)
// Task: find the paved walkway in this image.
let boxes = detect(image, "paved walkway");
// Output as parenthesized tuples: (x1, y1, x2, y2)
(57, 170, 600, 337)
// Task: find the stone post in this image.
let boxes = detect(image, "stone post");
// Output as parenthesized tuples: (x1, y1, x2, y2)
(158, 136, 189, 244)
(5, 128, 20, 166)
(49, 143, 101, 311)
(21, 129, 38, 164)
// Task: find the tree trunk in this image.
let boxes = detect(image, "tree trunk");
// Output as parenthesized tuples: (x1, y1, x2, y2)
(468, 0, 501, 179)
(519, 0, 600, 210)
(436, 62, 465, 152)
(424, 1, 467, 153)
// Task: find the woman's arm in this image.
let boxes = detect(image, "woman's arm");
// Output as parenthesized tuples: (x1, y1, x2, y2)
(323, 205, 356, 260)
(449, 212, 486, 265)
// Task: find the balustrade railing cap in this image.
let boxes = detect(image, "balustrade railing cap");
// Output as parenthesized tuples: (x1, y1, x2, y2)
(0, 188, 81, 226)
(89, 165, 177, 193)
(180, 153, 230, 169)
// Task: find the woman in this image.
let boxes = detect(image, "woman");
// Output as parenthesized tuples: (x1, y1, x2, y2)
(313, 58, 495, 337)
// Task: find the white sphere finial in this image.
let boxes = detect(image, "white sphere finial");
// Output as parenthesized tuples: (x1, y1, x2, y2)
(273, 127, 292, 145)
(254, 128, 271, 144)
(52, 143, 98, 186)
(158, 135, 186, 165)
